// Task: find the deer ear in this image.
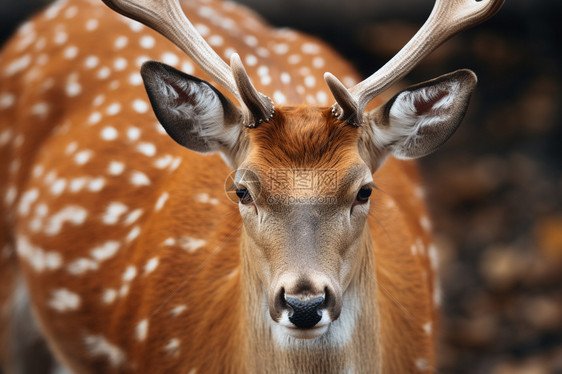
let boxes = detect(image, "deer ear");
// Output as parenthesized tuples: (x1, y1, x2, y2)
(141, 61, 245, 165)
(367, 69, 477, 161)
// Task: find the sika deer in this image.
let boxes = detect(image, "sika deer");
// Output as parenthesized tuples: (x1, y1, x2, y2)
(0, 0, 503, 372)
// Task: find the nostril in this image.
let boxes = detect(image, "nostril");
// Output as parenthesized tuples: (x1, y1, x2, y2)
(285, 296, 324, 329)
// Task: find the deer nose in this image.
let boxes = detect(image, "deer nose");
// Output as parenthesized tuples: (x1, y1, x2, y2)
(285, 296, 324, 329)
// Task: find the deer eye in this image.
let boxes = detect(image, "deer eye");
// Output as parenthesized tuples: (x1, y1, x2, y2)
(236, 187, 253, 204)
(355, 186, 372, 204)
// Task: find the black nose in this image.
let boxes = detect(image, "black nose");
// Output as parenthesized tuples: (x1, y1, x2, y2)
(285, 296, 324, 329)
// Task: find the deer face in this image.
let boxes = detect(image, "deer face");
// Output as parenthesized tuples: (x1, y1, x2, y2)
(236, 108, 371, 338)
(141, 61, 477, 339)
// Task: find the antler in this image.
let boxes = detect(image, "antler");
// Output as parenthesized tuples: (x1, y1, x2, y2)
(101, 0, 274, 127)
(326, 0, 505, 126)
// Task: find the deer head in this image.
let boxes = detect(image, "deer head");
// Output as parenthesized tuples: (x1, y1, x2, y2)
(103, 0, 503, 340)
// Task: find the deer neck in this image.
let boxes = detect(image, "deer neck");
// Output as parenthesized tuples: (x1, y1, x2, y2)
(238, 226, 382, 373)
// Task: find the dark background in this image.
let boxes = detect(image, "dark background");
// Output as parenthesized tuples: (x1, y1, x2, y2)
(2, 0, 561, 373)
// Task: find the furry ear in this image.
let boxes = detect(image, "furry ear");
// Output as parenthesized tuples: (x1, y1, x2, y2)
(366, 69, 477, 163)
(141, 61, 245, 166)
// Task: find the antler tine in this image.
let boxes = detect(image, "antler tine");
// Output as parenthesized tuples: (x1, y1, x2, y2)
(101, 0, 273, 127)
(328, 0, 505, 125)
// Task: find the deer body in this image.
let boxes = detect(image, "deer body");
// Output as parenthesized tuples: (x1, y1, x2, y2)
(0, 0, 503, 372)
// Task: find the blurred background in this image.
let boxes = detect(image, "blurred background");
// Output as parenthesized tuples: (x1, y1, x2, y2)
(2, 0, 561, 373)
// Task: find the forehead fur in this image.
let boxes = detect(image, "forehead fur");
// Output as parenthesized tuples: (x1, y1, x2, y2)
(247, 106, 361, 170)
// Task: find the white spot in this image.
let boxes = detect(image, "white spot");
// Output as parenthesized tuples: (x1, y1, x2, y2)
(223, 47, 236, 60)
(124, 209, 143, 225)
(16, 236, 62, 272)
(177, 237, 206, 252)
(288, 54, 301, 65)
(410, 244, 417, 256)
(64, 5, 78, 18)
(74, 150, 93, 165)
(102, 289, 117, 304)
(274, 43, 289, 54)
(129, 73, 143, 86)
(140, 35, 155, 49)
(257, 47, 270, 58)
(114, 36, 128, 50)
(44, 206, 88, 236)
(136, 319, 149, 341)
(304, 76, 316, 88)
(31, 102, 49, 117)
(261, 75, 271, 86)
(414, 186, 425, 199)
(69, 177, 88, 193)
(106, 103, 121, 116)
(18, 188, 39, 216)
(110, 81, 120, 91)
(119, 284, 130, 297)
(428, 244, 439, 271)
(144, 257, 159, 275)
(88, 112, 102, 125)
(195, 193, 219, 205)
(416, 358, 429, 371)
(244, 35, 258, 47)
(154, 155, 173, 169)
(101, 126, 118, 141)
(423, 322, 432, 335)
(64, 46, 79, 60)
(49, 289, 81, 312)
(301, 42, 321, 54)
(50, 179, 67, 195)
(316, 91, 328, 104)
(245, 54, 257, 66)
(170, 305, 187, 317)
(157, 52, 177, 67)
(343, 76, 357, 87)
(195, 23, 210, 36)
(434, 281, 442, 306)
(131, 171, 150, 186)
(164, 338, 180, 356)
(280, 72, 291, 85)
(126, 19, 144, 32)
(420, 215, 432, 232)
(208, 35, 223, 47)
(181, 61, 194, 74)
(126, 226, 141, 242)
(108, 161, 125, 175)
(85, 19, 99, 31)
(122, 265, 137, 283)
(97, 67, 111, 80)
(54, 31, 68, 45)
(88, 177, 105, 192)
(67, 258, 98, 275)
(135, 55, 150, 68)
(32, 164, 44, 178)
(169, 157, 182, 171)
(155, 192, 169, 211)
(273, 91, 286, 105)
(127, 127, 140, 141)
(0, 93, 15, 110)
(416, 237, 425, 255)
(312, 56, 325, 68)
(84, 335, 125, 367)
(102, 202, 128, 225)
(5, 54, 31, 76)
(66, 81, 82, 97)
(133, 99, 149, 114)
(113, 57, 127, 71)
